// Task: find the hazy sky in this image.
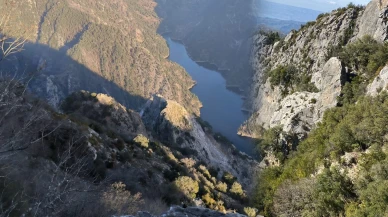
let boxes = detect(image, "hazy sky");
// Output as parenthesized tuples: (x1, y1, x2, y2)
(264, 0, 371, 12)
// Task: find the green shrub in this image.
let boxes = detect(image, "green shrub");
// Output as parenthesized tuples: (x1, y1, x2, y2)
(215, 181, 228, 193)
(267, 65, 318, 97)
(300, 21, 316, 30)
(222, 172, 236, 186)
(196, 117, 213, 132)
(198, 165, 212, 180)
(349, 180, 388, 216)
(337, 76, 366, 106)
(244, 207, 257, 217)
(114, 138, 126, 150)
(118, 150, 132, 162)
(317, 12, 329, 20)
(133, 134, 149, 148)
(93, 156, 107, 180)
(259, 30, 281, 45)
(230, 182, 244, 198)
(254, 93, 388, 215)
(307, 168, 355, 217)
(339, 35, 388, 80)
(202, 193, 216, 208)
(173, 176, 199, 200)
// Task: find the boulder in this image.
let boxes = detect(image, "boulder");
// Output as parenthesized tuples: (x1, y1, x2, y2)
(367, 65, 388, 95)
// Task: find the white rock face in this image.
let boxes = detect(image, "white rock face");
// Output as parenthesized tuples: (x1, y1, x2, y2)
(239, 6, 358, 137)
(46, 76, 62, 108)
(242, 1, 388, 138)
(271, 58, 344, 135)
(269, 92, 319, 134)
(241, 55, 345, 138)
(355, 0, 388, 42)
(141, 95, 259, 188)
(313, 57, 345, 117)
(367, 66, 388, 95)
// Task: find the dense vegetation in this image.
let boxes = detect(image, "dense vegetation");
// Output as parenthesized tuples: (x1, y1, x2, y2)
(259, 30, 281, 45)
(255, 28, 388, 216)
(254, 92, 388, 216)
(333, 35, 388, 105)
(267, 65, 318, 96)
(339, 36, 388, 79)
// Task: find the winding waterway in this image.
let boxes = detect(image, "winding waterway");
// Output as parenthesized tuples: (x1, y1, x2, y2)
(165, 37, 255, 156)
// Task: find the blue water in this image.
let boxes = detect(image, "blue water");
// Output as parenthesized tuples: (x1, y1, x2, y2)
(165, 37, 255, 156)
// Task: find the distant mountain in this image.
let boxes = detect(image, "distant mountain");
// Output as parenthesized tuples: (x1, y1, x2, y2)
(254, 0, 323, 22)
(257, 17, 304, 34)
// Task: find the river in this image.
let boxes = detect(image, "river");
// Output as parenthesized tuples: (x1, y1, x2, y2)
(165, 37, 256, 156)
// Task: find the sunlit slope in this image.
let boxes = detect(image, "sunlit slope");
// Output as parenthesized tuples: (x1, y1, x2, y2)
(0, 0, 201, 113)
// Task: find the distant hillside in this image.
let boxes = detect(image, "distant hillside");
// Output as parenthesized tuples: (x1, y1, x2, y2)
(0, 0, 201, 114)
(256, 17, 304, 34)
(156, 0, 257, 92)
(255, 0, 322, 22)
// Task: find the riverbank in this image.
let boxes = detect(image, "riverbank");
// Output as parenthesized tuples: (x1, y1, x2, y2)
(164, 37, 256, 156)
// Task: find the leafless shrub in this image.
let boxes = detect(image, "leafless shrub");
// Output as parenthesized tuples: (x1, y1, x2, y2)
(0, 13, 27, 62)
(272, 178, 316, 217)
(102, 182, 143, 216)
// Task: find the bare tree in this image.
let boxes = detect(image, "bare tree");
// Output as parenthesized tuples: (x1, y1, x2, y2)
(29, 136, 95, 217)
(0, 14, 27, 62)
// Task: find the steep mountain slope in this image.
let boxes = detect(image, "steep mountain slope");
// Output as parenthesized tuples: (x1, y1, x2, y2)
(156, 0, 257, 91)
(240, 0, 388, 138)
(0, 79, 258, 216)
(0, 0, 201, 113)
(246, 0, 388, 216)
(0, 0, 261, 214)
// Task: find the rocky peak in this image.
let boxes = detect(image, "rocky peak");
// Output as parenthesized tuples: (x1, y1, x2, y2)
(141, 95, 193, 132)
(61, 91, 147, 138)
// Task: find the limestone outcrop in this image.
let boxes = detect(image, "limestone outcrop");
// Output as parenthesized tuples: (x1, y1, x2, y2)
(241, 0, 388, 138)
(356, 0, 388, 41)
(367, 66, 388, 95)
(141, 95, 259, 188)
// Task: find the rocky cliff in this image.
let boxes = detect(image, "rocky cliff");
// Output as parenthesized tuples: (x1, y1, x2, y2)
(240, 0, 388, 138)
(141, 95, 259, 188)
(249, 2, 388, 215)
(0, 80, 257, 215)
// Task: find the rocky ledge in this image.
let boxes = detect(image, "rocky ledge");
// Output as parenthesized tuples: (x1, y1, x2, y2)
(141, 95, 259, 188)
(126, 206, 261, 217)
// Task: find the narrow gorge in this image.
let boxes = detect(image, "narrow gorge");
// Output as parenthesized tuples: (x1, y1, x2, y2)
(2, 0, 386, 216)
(0, 0, 261, 216)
